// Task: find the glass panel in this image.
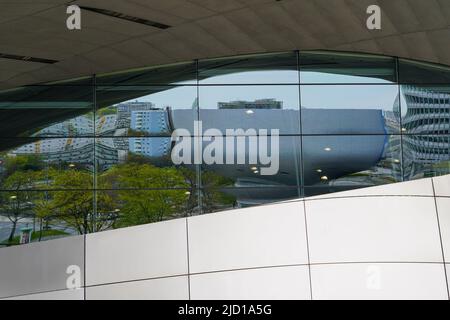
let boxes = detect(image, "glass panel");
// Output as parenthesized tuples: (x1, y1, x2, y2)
(200, 136, 302, 188)
(96, 137, 197, 190)
(299, 51, 397, 84)
(198, 52, 298, 84)
(399, 58, 450, 84)
(403, 135, 450, 181)
(0, 190, 92, 247)
(400, 85, 450, 135)
(0, 138, 94, 191)
(96, 189, 197, 230)
(199, 85, 300, 135)
(96, 62, 197, 85)
(44, 76, 94, 86)
(302, 135, 402, 192)
(96, 85, 198, 136)
(301, 84, 400, 134)
(0, 86, 94, 137)
(200, 187, 301, 214)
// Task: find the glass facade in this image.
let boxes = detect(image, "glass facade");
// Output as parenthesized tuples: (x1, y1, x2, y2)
(1, 50, 449, 246)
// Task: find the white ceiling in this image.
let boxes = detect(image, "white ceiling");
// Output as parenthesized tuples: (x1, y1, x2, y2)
(0, 0, 449, 89)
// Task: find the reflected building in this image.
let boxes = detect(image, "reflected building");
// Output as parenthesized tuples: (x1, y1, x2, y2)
(1, 50, 450, 246)
(401, 85, 450, 179)
(2, 0, 450, 300)
(218, 99, 283, 110)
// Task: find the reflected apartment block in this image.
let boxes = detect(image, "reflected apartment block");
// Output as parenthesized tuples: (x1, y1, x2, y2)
(401, 85, 450, 179)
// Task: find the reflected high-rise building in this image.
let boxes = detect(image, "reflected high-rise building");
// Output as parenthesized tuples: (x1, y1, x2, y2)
(401, 85, 450, 180)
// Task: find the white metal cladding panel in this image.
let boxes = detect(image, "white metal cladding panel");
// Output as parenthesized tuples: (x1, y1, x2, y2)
(436, 197, 450, 262)
(308, 177, 434, 200)
(433, 175, 450, 197)
(85, 218, 189, 286)
(187, 201, 308, 274)
(0, 235, 84, 299)
(305, 196, 443, 263)
(2, 289, 84, 300)
(190, 265, 311, 300)
(85, 276, 189, 300)
(310, 263, 448, 300)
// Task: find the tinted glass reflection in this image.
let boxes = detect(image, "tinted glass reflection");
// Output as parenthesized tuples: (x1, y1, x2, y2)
(200, 187, 301, 214)
(96, 189, 197, 229)
(399, 59, 450, 84)
(300, 51, 397, 84)
(1, 50, 450, 243)
(95, 138, 197, 190)
(0, 190, 92, 247)
(199, 52, 298, 84)
(403, 135, 450, 180)
(200, 136, 302, 188)
(301, 85, 400, 134)
(0, 86, 94, 137)
(96, 85, 198, 135)
(96, 62, 197, 85)
(302, 135, 402, 188)
(198, 85, 300, 135)
(0, 138, 94, 191)
(400, 85, 450, 135)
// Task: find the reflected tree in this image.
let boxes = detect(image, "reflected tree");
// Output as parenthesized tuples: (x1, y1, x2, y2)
(0, 159, 44, 245)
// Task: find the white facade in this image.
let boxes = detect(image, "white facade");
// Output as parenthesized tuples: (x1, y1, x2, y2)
(1, 175, 450, 300)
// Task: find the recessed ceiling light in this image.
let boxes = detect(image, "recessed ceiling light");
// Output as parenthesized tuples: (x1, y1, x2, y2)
(320, 176, 328, 181)
(324, 147, 332, 152)
(316, 169, 322, 173)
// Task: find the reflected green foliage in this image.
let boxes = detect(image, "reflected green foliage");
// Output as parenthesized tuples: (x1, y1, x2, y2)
(112, 189, 190, 228)
(0, 190, 37, 244)
(0, 152, 237, 238)
(100, 163, 189, 189)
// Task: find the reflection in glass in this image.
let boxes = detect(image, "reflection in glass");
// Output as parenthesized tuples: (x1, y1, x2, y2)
(96, 138, 196, 190)
(300, 51, 397, 84)
(200, 136, 302, 189)
(0, 138, 94, 191)
(0, 86, 94, 137)
(302, 135, 402, 189)
(1, 50, 450, 244)
(199, 52, 298, 84)
(0, 190, 93, 247)
(301, 85, 400, 134)
(96, 62, 197, 85)
(96, 85, 198, 136)
(198, 85, 300, 135)
(200, 187, 301, 214)
(96, 189, 197, 229)
(400, 85, 450, 135)
(403, 135, 450, 180)
(399, 59, 450, 84)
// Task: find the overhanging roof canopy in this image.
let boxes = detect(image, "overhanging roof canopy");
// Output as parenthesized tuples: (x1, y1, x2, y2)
(0, 0, 449, 90)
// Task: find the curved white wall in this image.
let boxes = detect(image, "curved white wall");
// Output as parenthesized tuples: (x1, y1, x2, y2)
(1, 175, 450, 300)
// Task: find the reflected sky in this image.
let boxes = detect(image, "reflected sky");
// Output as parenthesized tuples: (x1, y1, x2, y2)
(131, 72, 399, 111)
